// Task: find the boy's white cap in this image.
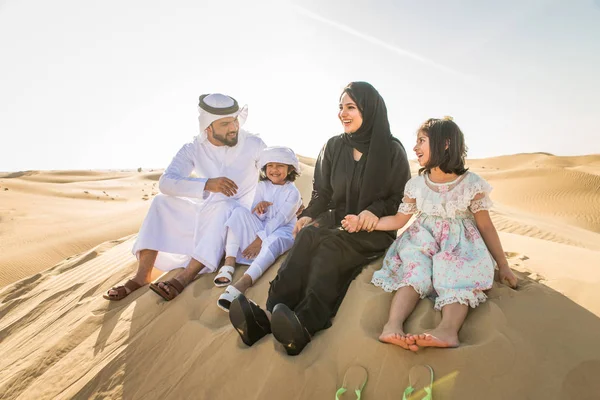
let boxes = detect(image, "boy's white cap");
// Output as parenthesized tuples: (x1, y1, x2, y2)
(259, 146, 300, 172)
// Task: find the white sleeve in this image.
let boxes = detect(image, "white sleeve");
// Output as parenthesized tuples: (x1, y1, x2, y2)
(255, 137, 268, 169)
(256, 185, 301, 240)
(467, 174, 494, 214)
(158, 143, 208, 198)
(398, 200, 418, 215)
(251, 182, 267, 221)
(398, 178, 418, 215)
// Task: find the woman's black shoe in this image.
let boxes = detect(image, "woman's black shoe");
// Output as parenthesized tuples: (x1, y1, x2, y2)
(229, 294, 271, 346)
(271, 303, 311, 356)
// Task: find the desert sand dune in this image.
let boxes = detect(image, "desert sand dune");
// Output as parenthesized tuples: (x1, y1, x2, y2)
(1, 154, 599, 399)
(0, 170, 160, 286)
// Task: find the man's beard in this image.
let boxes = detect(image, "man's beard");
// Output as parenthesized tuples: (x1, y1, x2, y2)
(213, 131, 239, 147)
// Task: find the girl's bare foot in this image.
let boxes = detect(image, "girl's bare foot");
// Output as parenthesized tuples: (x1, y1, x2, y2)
(410, 327, 460, 349)
(379, 322, 418, 351)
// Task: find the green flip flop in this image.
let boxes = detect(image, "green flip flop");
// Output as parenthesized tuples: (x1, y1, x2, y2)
(403, 365, 434, 400)
(335, 365, 368, 399)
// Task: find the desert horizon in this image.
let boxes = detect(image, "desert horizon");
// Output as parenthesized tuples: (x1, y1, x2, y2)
(2, 151, 598, 288)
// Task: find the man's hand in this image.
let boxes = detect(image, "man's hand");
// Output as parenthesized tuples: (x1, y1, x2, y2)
(205, 177, 238, 197)
(293, 216, 313, 238)
(252, 201, 273, 215)
(341, 214, 360, 233)
(357, 210, 379, 232)
(497, 265, 518, 289)
(242, 237, 262, 259)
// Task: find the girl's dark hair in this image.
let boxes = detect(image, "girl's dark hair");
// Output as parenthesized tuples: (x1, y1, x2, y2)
(418, 117, 468, 176)
(259, 164, 299, 182)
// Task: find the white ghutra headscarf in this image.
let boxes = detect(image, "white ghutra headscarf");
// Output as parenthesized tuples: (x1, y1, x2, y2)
(197, 93, 248, 134)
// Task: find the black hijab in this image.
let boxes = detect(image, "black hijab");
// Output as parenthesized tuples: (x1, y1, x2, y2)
(340, 82, 397, 212)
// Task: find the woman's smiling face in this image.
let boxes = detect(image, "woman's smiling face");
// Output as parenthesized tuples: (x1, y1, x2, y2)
(338, 92, 363, 134)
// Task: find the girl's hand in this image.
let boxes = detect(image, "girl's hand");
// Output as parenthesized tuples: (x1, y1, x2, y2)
(498, 265, 518, 288)
(242, 237, 262, 259)
(342, 214, 360, 233)
(293, 216, 313, 237)
(252, 201, 273, 215)
(357, 210, 379, 232)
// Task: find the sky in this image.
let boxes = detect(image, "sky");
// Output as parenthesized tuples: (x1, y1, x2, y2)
(1, 0, 599, 171)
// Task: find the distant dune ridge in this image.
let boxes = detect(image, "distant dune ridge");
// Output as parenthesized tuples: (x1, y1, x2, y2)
(1, 153, 600, 399)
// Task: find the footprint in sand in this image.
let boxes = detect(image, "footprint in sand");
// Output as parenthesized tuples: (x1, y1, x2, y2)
(521, 271, 545, 283)
(501, 252, 545, 285)
(403, 299, 439, 334)
(359, 293, 395, 338)
(504, 251, 529, 262)
(561, 360, 600, 398)
(457, 301, 504, 346)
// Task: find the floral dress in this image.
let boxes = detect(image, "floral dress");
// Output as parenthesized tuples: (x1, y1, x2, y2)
(371, 171, 495, 310)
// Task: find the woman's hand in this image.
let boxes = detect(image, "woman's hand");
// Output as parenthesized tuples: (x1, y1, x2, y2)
(252, 201, 273, 215)
(341, 214, 360, 233)
(357, 210, 379, 232)
(242, 237, 263, 259)
(497, 265, 518, 289)
(293, 216, 313, 237)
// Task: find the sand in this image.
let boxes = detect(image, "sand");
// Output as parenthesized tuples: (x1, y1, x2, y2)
(0, 169, 161, 286)
(1, 153, 599, 399)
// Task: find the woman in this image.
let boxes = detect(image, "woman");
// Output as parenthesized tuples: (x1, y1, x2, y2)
(229, 82, 411, 355)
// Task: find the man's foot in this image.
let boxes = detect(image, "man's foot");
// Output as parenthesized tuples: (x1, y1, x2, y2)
(149, 278, 186, 301)
(103, 279, 145, 301)
(410, 328, 460, 349)
(379, 322, 418, 351)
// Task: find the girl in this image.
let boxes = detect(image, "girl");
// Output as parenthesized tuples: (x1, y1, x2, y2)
(343, 117, 518, 350)
(214, 146, 302, 312)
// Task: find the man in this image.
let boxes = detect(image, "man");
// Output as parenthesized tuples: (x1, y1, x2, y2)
(104, 93, 266, 301)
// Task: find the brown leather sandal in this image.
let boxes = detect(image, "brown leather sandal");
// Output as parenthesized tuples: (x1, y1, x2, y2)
(103, 279, 143, 301)
(149, 278, 185, 301)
